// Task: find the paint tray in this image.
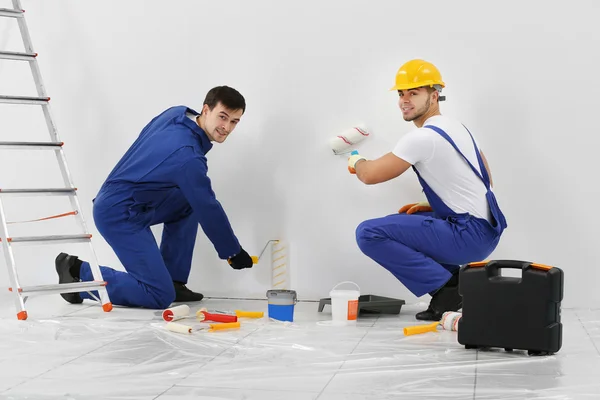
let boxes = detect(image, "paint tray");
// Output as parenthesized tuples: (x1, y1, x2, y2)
(318, 294, 405, 315)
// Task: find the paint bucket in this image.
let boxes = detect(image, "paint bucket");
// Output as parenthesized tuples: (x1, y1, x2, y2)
(266, 289, 297, 322)
(330, 281, 360, 323)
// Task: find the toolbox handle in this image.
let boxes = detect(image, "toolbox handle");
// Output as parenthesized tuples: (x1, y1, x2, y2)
(466, 260, 561, 302)
(467, 260, 554, 272)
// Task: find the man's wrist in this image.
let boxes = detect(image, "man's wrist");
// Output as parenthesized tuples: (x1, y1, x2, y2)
(354, 158, 367, 170)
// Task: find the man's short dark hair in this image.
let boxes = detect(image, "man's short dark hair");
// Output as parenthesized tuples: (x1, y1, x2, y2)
(425, 85, 445, 102)
(203, 86, 246, 114)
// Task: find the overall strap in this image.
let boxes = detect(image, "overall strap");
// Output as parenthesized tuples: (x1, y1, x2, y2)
(462, 124, 492, 188)
(423, 124, 490, 190)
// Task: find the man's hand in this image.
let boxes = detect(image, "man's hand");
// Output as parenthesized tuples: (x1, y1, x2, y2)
(228, 248, 254, 270)
(398, 201, 432, 214)
(348, 150, 366, 174)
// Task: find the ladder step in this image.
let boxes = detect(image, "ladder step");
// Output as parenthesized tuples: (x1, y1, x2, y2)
(0, 95, 50, 105)
(0, 141, 63, 150)
(0, 8, 24, 18)
(1, 234, 92, 245)
(0, 50, 37, 61)
(0, 188, 76, 196)
(10, 281, 107, 296)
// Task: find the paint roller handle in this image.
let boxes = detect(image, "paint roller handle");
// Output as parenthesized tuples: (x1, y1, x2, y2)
(227, 256, 258, 266)
(347, 150, 366, 174)
(227, 247, 254, 270)
(208, 322, 241, 331)
(198, 310, 238, 323)
(403, 321, 440, 336)
(235, 310, 264, 318)
(348, 150, 357, 174)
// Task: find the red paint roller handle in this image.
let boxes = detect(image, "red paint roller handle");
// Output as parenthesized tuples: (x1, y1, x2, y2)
(199, 310, 238, 323)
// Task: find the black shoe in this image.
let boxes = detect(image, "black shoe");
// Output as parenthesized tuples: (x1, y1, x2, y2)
(55, 252, 83, 304)
(415, 305, 444, 321)
(415, 270, 462, 321)
(173, 281, 204, 302)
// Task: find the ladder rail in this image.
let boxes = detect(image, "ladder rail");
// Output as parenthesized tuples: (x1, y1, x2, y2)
(0, 199, 26, 317)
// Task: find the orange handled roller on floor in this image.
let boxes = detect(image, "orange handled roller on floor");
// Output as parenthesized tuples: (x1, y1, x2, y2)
(202, 308, 264, 319)
(403, 311, 462, 336)
(166, 321, 241, 334)
(233, 310, 264, 318)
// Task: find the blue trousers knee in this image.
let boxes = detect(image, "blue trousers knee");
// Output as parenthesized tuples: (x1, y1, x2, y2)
(355, 211, 500, 297)
(79, 194, 198, 309)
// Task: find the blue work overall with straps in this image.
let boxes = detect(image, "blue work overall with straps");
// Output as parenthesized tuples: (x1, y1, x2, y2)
(355, 124, 507, 297)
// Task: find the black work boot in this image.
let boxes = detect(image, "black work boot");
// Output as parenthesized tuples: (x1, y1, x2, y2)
(415, 269, 462, 321)
(55, 252, 83, 304)
(173, 281, 204, 302)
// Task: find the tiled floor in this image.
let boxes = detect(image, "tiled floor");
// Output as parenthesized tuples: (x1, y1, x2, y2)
(0, 293, 598, 399)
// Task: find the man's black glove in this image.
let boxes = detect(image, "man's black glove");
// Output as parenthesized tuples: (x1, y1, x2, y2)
(228, 248, 254, 270)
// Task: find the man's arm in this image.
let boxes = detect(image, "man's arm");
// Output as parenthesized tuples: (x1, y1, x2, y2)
(353, 152, 412, 185)
(174, 156, 241, 259)
(479, 150, 494, 188)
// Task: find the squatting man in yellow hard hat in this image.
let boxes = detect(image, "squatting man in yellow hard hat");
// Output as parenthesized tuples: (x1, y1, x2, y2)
(348, 59, 508, 321)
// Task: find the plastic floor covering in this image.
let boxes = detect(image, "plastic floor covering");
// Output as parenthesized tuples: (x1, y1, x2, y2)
(0, 292, 599, 399)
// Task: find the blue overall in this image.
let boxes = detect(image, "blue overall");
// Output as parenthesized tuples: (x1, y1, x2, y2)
(76, 106, 242, 309)
(356, 124, 507, 297)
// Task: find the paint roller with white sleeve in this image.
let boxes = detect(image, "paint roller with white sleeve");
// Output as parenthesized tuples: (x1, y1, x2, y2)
(330, 125, 371, 155)
(403, 311, 462, 336)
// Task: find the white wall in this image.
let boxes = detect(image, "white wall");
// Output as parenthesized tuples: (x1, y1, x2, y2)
(0, 0, 598, 308)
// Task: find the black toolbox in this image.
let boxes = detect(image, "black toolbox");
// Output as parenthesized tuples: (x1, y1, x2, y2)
(458, 260, 564, 355)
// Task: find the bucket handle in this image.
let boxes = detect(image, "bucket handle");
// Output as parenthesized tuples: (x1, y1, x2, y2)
(331, 281, 360, 293)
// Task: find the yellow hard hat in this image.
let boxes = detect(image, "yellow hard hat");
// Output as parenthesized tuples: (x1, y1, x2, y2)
(390, 59, 445, 91)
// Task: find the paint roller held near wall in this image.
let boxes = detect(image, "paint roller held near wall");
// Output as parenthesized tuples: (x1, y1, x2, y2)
(227, 239, 278, 266)
(330, 125, 371, 155)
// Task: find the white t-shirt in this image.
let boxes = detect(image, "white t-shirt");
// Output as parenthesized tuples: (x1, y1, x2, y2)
(392, 115, 492, 222)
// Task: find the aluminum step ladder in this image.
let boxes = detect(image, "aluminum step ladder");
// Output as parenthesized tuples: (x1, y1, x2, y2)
(0, 0, 112, 320)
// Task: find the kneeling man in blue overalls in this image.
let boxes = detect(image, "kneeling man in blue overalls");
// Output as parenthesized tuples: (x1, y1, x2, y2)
(55, 86, 254, 309)
(349, 59, 508, 321)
